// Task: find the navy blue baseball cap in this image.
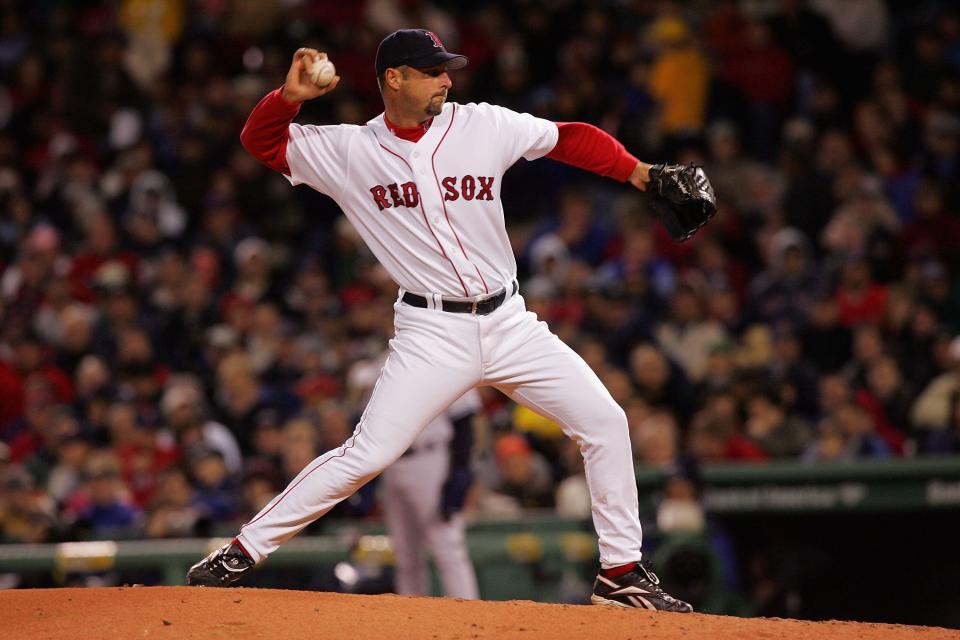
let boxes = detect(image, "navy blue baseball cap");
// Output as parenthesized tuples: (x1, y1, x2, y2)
(375, 29, 468, 76)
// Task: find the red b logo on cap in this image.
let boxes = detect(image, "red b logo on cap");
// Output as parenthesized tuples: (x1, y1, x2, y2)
(424, 30, 443, 48)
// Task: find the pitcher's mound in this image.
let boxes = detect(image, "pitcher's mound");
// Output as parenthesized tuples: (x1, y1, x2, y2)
(2, 586, 958, 640)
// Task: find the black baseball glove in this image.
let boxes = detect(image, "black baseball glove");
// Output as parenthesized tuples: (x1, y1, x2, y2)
(646, 163, 717, 242)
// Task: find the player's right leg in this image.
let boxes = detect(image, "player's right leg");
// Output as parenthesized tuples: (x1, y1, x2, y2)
(187, 302, 481, 586)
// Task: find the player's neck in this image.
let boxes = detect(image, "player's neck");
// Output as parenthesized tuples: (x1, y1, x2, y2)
(383, 97, 437, 128)
(384, 112, 433, 143)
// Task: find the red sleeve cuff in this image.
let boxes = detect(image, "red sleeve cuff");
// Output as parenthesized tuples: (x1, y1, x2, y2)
(274, 86, 304, 112)
(610, 150, 640, 182)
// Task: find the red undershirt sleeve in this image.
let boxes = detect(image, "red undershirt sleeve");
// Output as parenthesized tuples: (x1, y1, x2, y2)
(545, 122, 639, 182)
(239, 87, 301, 176)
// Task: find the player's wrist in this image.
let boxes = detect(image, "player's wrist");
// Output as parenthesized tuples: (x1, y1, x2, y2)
(280, 84, 307, 105)
(628, 161, 652, 190)
(636, 161, 652, 182)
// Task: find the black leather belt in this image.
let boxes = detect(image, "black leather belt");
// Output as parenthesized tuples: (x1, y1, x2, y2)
(402, 281, 518, 315)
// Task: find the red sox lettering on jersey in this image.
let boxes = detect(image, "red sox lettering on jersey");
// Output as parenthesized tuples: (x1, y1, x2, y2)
(369, 176, 495, 211)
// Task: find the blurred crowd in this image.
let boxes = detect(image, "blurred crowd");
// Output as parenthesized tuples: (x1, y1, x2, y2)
(1, 0, 960, 550)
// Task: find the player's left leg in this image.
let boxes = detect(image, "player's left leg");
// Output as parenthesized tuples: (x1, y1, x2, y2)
(480, 295, 642, 568)
(480, 295, 692, 612)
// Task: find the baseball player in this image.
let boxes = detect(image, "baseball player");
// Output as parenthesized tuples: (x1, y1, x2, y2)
(189, 29, 708, 612)
(380, 390, 481, 599)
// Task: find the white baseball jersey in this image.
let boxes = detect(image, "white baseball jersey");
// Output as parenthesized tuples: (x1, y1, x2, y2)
(284, 102, 558, 298)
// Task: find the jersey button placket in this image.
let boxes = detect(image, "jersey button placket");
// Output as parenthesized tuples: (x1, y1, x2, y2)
(413, 149, 472, 296)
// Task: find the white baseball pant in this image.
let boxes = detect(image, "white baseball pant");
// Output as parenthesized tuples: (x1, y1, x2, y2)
(237, 290, 643, 568)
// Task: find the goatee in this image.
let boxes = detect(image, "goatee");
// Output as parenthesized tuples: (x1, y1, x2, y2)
(426, 95, 445, 117)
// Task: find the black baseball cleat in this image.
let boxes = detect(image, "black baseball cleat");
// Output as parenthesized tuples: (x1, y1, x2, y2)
(186, 540, 255, 587)
(591, 561, 694, 612)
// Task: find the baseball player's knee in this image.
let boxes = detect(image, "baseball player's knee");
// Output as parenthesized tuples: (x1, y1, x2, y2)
(577, 403, 629, 448)
(369, 449, 404, 474)
(611, 403, 628, 426)
(342, 448, 401, 482)
(357, 441, 411, 475)
(343, 413, 420, 476)
(594, 402, 628, 430)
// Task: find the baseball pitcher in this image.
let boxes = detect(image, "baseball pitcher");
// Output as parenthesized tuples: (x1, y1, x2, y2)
(188, 29, 714, 612)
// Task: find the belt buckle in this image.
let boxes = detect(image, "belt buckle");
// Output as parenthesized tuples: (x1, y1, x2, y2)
(471, 299, 479, 314)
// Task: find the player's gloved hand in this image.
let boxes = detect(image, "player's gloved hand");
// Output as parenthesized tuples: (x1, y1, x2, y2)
(646, 163, 717, 242)
(440, 466, 473, 521)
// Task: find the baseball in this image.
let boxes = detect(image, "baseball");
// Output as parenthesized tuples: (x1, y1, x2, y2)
(309, 53, 336, 87)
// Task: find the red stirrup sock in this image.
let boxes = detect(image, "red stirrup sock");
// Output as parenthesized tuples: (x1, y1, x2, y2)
(232, 538, 253, 561)
(601, 562, 639, 578)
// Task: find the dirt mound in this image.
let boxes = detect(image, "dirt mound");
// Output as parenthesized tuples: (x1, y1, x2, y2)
(2, 586, 958, 640)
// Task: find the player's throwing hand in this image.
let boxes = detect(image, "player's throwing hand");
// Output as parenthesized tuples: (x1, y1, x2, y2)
(281, 48, 340, 104)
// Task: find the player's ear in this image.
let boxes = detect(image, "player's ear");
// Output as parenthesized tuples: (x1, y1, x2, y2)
(384, 67, 402, 91)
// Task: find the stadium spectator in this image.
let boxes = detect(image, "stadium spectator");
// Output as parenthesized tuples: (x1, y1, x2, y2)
(0, 464, 57, 543)
(631, 410, 681, 469)
(655, 283, 729, 382)
(646, 15, 709, 155)
(66, 451, 143, 540)
(749, 228, 824, 328)
(911, 336, 960, 450)
(688, 409, 766, 464)
(161, 382, 242, 475)
(744, 390, 812, 458)
(855, 355, 910, 454)
(480, 434, 555, 512)
(629, 344, 695, 420)
(831, 401, 892, 458)
(189, 448, 238, 523)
